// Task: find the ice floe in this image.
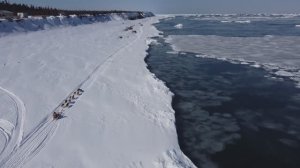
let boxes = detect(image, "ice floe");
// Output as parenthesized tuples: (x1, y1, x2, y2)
(166, 35, 300, 87)
(174, 23, 183, 29)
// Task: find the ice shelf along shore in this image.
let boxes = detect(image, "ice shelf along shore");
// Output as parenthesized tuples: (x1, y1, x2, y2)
(0, 16, 195, 168)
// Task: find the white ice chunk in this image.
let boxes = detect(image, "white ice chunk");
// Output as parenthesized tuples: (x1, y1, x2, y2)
(174, 24, 183, 29)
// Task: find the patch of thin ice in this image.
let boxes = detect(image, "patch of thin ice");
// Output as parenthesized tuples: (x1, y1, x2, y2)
(234, 20, 251, 23)
(166, 51, 179, 54)
(220, 20, 251, 23)
(275, 70, 294, 77)
(220, 20, 232, 23)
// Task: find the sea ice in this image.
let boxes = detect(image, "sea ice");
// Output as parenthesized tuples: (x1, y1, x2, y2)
(166, 35, 300, 86)
(174, 24, 183, 29)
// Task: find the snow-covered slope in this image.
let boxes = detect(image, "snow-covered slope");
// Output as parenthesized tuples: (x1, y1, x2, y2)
(0, 12, 154, 36)
(0, 16, 195, 168)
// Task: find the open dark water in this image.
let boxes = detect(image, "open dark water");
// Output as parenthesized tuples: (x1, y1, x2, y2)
(146, 16, 300, 168)
(156, 15, 300, 37)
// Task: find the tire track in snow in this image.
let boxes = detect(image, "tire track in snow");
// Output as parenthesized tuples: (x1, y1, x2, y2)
(0, 119, 15, 156)
(1, 118, 57, 168)
(76, 22, 144, 91)
(0, 130, 9, 157)
(0, 20, 146, 168)
(0, 86, 25, 161)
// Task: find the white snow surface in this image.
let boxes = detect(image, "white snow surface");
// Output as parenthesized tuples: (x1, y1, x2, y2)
(166, 35, 300, 87)
(0, 17, 195, 168)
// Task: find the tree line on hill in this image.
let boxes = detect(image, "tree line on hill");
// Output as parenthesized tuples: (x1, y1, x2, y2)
(0, 1, 141, 16)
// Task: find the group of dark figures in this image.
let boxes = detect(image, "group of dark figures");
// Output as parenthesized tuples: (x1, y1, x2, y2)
(53, 88, 84, 120)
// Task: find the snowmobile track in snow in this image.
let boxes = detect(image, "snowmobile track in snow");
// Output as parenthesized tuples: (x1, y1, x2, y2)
(0, 20, 146, 168)
(0, 86, 25, 162)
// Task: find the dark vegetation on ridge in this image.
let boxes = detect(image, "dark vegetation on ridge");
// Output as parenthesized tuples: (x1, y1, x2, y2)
(0, 1, 148, 17)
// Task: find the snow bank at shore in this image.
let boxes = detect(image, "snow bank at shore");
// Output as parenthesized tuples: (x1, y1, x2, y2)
(0, 12, 154, 36)
(0, 16, 195, 168)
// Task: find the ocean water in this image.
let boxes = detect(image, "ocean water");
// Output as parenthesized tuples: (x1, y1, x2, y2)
(146, 15, 300, 168)
(156, 15, 300, 37)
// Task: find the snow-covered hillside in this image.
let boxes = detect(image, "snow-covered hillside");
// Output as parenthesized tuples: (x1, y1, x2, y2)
(0, 12, 154, 36)
(0, 16, 195, 168)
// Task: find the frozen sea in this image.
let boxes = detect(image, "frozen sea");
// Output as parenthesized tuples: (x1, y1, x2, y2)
(146, 15, 300, 168)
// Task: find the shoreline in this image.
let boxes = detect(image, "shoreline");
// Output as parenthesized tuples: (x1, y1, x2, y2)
(0, 16, 196, 167)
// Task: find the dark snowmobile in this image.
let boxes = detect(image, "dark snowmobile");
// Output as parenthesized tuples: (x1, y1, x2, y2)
(53, 112, 64, 120)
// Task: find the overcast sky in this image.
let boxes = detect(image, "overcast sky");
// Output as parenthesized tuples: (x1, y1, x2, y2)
(9, 0, 300, 14)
